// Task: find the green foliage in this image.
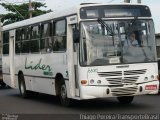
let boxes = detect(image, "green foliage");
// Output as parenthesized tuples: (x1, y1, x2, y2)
(0, 2, 52, 25)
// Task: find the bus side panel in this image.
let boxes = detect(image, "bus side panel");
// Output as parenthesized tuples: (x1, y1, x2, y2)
(2, 56, 11, 86)
(14, 53, 68, 95)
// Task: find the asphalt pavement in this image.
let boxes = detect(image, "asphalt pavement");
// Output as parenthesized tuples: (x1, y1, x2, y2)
(0, 86, 160, 120)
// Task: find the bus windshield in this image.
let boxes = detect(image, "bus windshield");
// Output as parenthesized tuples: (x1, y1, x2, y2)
(80, 19, 156, 66)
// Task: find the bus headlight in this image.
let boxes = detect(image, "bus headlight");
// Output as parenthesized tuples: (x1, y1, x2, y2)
(144, 77, 148, 81)
(151, 75, 154, 80)
(90, 79, 94, 84)
(97, 80, 101, 84)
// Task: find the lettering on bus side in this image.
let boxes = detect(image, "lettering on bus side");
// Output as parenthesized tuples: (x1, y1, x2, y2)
(88, 68, 98, 73)
(25, 58, 53, 76)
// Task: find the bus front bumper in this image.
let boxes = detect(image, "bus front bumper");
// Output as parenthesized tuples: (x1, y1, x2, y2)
(80, 80, 159, 99)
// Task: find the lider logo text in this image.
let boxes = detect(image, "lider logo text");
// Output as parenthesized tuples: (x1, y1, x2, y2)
(25, 58, 53, 76)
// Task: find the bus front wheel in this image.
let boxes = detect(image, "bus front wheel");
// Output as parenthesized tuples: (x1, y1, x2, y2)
(117, 96, 134, 104)
(59, 83, 72, 106)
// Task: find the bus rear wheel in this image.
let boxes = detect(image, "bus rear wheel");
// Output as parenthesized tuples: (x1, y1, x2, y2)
(18, 74, 29, 98)
(117, 96, 134, 104)
(0, 82, 6, 88)
(59, 83, 72, 106)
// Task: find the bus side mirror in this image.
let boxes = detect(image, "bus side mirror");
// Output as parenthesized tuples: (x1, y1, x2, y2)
(73, 29, 80, 43)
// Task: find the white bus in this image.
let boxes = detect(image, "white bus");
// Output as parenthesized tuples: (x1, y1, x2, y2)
(2, 3, 159, 106)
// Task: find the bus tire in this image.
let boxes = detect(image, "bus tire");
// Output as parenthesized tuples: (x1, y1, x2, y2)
(59, 83, 72, 107)
(18, 74, 29, 98)
(1, 82, 6, 88)
(117, 96, 134, 104)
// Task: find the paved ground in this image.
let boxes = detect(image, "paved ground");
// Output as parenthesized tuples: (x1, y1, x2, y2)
(0, 86, 160, 119)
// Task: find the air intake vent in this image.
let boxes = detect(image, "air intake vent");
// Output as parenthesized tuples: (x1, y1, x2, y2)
(123, 76, 139, 84)
(107, 77, 122, 85)
(124, 69, 146, 75)
(111, 86, 138, 96)
(106, 76, 139, 85)
(98, 71, 122, 77)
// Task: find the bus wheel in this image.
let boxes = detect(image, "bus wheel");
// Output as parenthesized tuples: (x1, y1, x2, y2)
(18, 74, 28, 98)
(1, 82, 6, 88)
(59, 83, 71, 106)
(117, 96, 134, 104)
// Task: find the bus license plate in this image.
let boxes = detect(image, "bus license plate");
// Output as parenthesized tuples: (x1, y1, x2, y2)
(145, 85, 157, 90)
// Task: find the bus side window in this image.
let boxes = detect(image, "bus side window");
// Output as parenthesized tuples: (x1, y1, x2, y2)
(16, 28, 22, 54)
(15, 27, 29, 54)
(40, 22, 53, 53)
(21, 27, 30, 54)
(2, 31, 9, 55)
(30, 25, 40, 53)
(53, 19, 66, 52)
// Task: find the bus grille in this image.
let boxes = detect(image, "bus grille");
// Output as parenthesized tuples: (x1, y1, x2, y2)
(111, 86, 138, 96)
(98, 71, 122, 77)
(124, 69, 146, 75)
(98, 69, 147, 85)
(107, 76, 139, 85)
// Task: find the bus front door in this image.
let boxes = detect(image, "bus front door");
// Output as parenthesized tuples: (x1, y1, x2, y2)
(67, 15, 80, 98)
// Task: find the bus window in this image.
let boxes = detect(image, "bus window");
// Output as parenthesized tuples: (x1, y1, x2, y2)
(3, 44, 9, 55)
(40, 22, 53, 53)
(22, 27, 30, 40)
(16, 29, 21, 42)
(20, 27, 31, 54)
(3, 31, 9, 55)
(15, 42, 21, 54)
(30, 25, 40, 53)
(3, 31, 9, 44)
(21, 41, 30, 53)
(53, 20, 66, 51)
(31, 25, 40, 39)
(15, 29, 21, 54)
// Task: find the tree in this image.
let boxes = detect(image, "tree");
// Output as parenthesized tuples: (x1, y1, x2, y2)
(0, 2, 52, 25)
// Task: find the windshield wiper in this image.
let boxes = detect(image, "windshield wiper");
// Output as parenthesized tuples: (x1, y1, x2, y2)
(97, 18, 114, 36)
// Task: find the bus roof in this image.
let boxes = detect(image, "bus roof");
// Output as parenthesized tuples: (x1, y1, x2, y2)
(2, 3, 148, 31)
(2, 6, 77, 31)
